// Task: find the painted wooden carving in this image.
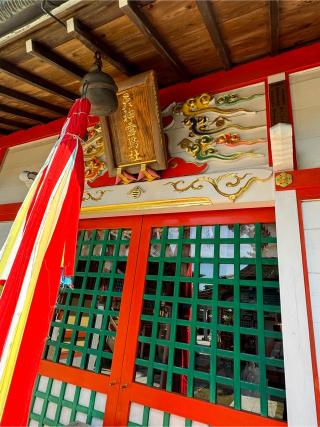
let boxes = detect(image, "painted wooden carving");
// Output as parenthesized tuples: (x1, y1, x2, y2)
(100, 70, 167, 176)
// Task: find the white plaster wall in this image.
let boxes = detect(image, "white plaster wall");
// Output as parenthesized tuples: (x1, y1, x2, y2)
(0, 221, 12, 249)
(275, 191, 317, 426)
(302, 200, 320, 384)
(0, 137, 55, 204)
(289, 67, 320, 169)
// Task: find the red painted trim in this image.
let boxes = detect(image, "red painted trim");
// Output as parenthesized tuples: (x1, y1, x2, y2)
(122, 383, 286, 427)
(160, 42, 320, 107)
(39, 360, 109, 394)
(265, 80, 273, 167)
(0, 203, 20, 221)
(275, 168, 320, 192)
(285, 73, 297, 169)
(0, 115, 99, 149)
(296, 194, 320, 423)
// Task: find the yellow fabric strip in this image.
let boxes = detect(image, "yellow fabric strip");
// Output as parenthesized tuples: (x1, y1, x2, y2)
(0, 172, 41, 279)
(0, 157, 73, 420)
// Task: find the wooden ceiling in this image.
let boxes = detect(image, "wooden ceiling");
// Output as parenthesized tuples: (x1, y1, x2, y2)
(0, 0, 319, 136)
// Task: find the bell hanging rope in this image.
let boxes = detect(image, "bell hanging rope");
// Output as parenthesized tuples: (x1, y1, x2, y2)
(80, 52, 118, 116)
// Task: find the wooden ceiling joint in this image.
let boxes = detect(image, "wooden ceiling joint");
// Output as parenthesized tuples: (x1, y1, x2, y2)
(0, 59, 76, 102)
(26, 39, 86, 81)
(66, 18, 137, 76)
(0, 129, 11, 136)
(196, 0, 231, 70)
(269, 0, 280, 55)
(119, 0, 191, 81)
(0, 104, 48, 124)
(0, 117, 30, 129)
(0, 85, 68, 116)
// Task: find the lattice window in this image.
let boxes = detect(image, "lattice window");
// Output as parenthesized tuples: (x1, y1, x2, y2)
(134, 223, 286, 420)
(43, 228, 131, 374)
(29, 375, 106, 426)
(128, 402, 208, 427)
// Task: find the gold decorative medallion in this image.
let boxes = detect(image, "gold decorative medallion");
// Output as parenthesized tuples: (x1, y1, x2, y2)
(166, 172, 272, 202)
(127, 185, 146, 199)
(275, 172, 293, 188)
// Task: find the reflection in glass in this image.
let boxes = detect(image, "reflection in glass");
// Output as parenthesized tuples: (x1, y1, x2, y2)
(240, 334, 258, 355)
(262, 242, 277, 258)
(240, 264, 256, 280)
(268, 395, 286, 420)
(201, 244, 214, 258)
(240, 224, 255, 238)
(262, 223, 276, 238)
(263, 288, 280, 305)
(201, 225, 215, 239)
(198, 283, 213, 300)
(196, 327, 211, 345)
(241, 389, 260, 414)
(184, 226, 197, 239)
(194, 378, 210, 401)
(219, 285, 233, 301)
(151, 227, 163, 240)
(265, 338, 283, 359)
(195, 353, 210, 374)
(216, 384, 234, 406)
(266, 366, 285, 389)
(262, 265, 279, 281)
(197, 305, 212, 322)
(218, 307, 234, 326)
(264, 312, 282, 331)
(164, 262, 176, 276)
(240, 361, 260, 384)
(219, 264, 234, 279)
(200, 263, 214, 279)
(240, 244, 256, 258)
(240, 309, 257, 328)
(217, 331, 233, 351)
(217, 357, 233, 378)
(142, 300, 155, 315)
(220, 225, 234, 238)
(168, 227, 179, 239)
(220, 244, 234, 258)
(165, 244, 178, 257)
(240, 286, 256, 303)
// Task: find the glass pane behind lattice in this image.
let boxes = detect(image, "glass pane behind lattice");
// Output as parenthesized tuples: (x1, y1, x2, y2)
(135, 223, 286, 421)
(43, 228, 131, 375)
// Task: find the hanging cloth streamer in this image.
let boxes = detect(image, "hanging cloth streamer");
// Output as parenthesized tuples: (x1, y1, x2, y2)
(0, 97, 90, 426)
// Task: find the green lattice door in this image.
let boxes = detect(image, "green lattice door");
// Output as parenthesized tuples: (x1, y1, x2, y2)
(29, 216, 142, 427)
(29, 210, 287, 427)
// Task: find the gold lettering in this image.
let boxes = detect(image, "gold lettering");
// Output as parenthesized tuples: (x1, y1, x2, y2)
(120, 91, 142, 162)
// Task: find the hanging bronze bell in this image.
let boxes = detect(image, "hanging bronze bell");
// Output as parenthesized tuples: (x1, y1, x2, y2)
(80, 52, 118, 116)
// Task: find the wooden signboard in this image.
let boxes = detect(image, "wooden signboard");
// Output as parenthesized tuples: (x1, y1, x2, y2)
(101, 70, 167, 176)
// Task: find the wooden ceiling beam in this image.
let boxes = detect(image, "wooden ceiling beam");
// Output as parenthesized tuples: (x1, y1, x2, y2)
(119, 0, 190, 80)
(0, 117, 29, 129)
(26, 39, 86, 81)
(0, 85, 68, 116)
(66, 18, 137, 76)
(196, 0, 231, 70)
(269, 0, 280, 55)
(0, 59, 76, 102)
(0, 129, 11, 136)
(0, 104, 48, 124)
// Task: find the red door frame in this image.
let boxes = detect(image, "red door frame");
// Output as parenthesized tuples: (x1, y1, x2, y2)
(115, 207, 286, 427)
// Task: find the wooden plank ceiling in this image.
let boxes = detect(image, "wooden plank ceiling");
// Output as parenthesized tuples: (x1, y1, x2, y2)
(0, 0, 319, 136)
